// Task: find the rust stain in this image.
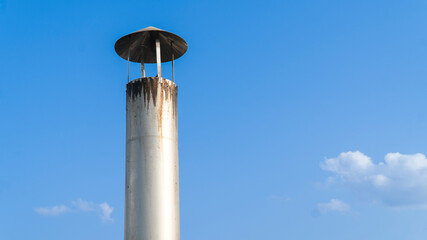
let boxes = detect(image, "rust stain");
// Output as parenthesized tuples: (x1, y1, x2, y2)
(126, 77, 178, 120)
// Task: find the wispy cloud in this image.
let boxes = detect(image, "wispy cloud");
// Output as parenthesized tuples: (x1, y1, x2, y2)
(99, 202, 114, 223)
(34, 205, 70, 216)
(35, 199, 114, 223)
(321, 151, 427, 208)
(72, 198, 95, 211)
(317, 199, 351, 214)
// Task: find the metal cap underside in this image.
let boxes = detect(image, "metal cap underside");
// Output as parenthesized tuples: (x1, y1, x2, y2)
(115, 26, 188, 63)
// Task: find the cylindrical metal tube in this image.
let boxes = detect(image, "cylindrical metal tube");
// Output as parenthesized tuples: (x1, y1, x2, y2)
(125, 77, 179, 240)
(156, 39, 162, 78)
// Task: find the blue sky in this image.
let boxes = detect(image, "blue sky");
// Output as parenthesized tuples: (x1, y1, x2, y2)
(2, 0, 427, 239)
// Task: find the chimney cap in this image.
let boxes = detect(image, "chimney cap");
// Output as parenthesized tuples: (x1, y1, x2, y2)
(114, 26, 188, 63)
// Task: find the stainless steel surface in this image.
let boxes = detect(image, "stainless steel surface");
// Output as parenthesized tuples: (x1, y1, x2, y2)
(127, 49, 130, 82)
(156, 38, 162, 78)
(125, 77, 179, 240)
(141, 62, 145, 78)
(115, 26, 188, 63)
(141, 48, 145, 77)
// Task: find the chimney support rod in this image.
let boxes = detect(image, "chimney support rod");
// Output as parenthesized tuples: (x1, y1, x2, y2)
(156, 38, 162, 78)
(141, 48, 145, 78)
(127, 48, 130, 83)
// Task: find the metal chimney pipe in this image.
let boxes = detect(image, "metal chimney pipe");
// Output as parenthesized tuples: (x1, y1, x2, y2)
(115, 26, 187, 240)
(125, 77, 179, 240)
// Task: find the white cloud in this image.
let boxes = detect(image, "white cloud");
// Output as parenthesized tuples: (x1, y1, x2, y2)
(321, 151, 374, 179)
(317, 199, 350, 213)
(34, 205, 70, 216)
(371, 174, 389, 187)
(321, 151, 427, 208)
(35, 199, 114, 222)
(99, 202, 114, 223)
(72, 198, 95, 211)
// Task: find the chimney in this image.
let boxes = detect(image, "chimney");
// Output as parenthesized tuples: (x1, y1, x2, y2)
(115, 26, 188, 240)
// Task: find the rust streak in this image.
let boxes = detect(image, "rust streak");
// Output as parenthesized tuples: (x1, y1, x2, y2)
(126, 77, 178, 119)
